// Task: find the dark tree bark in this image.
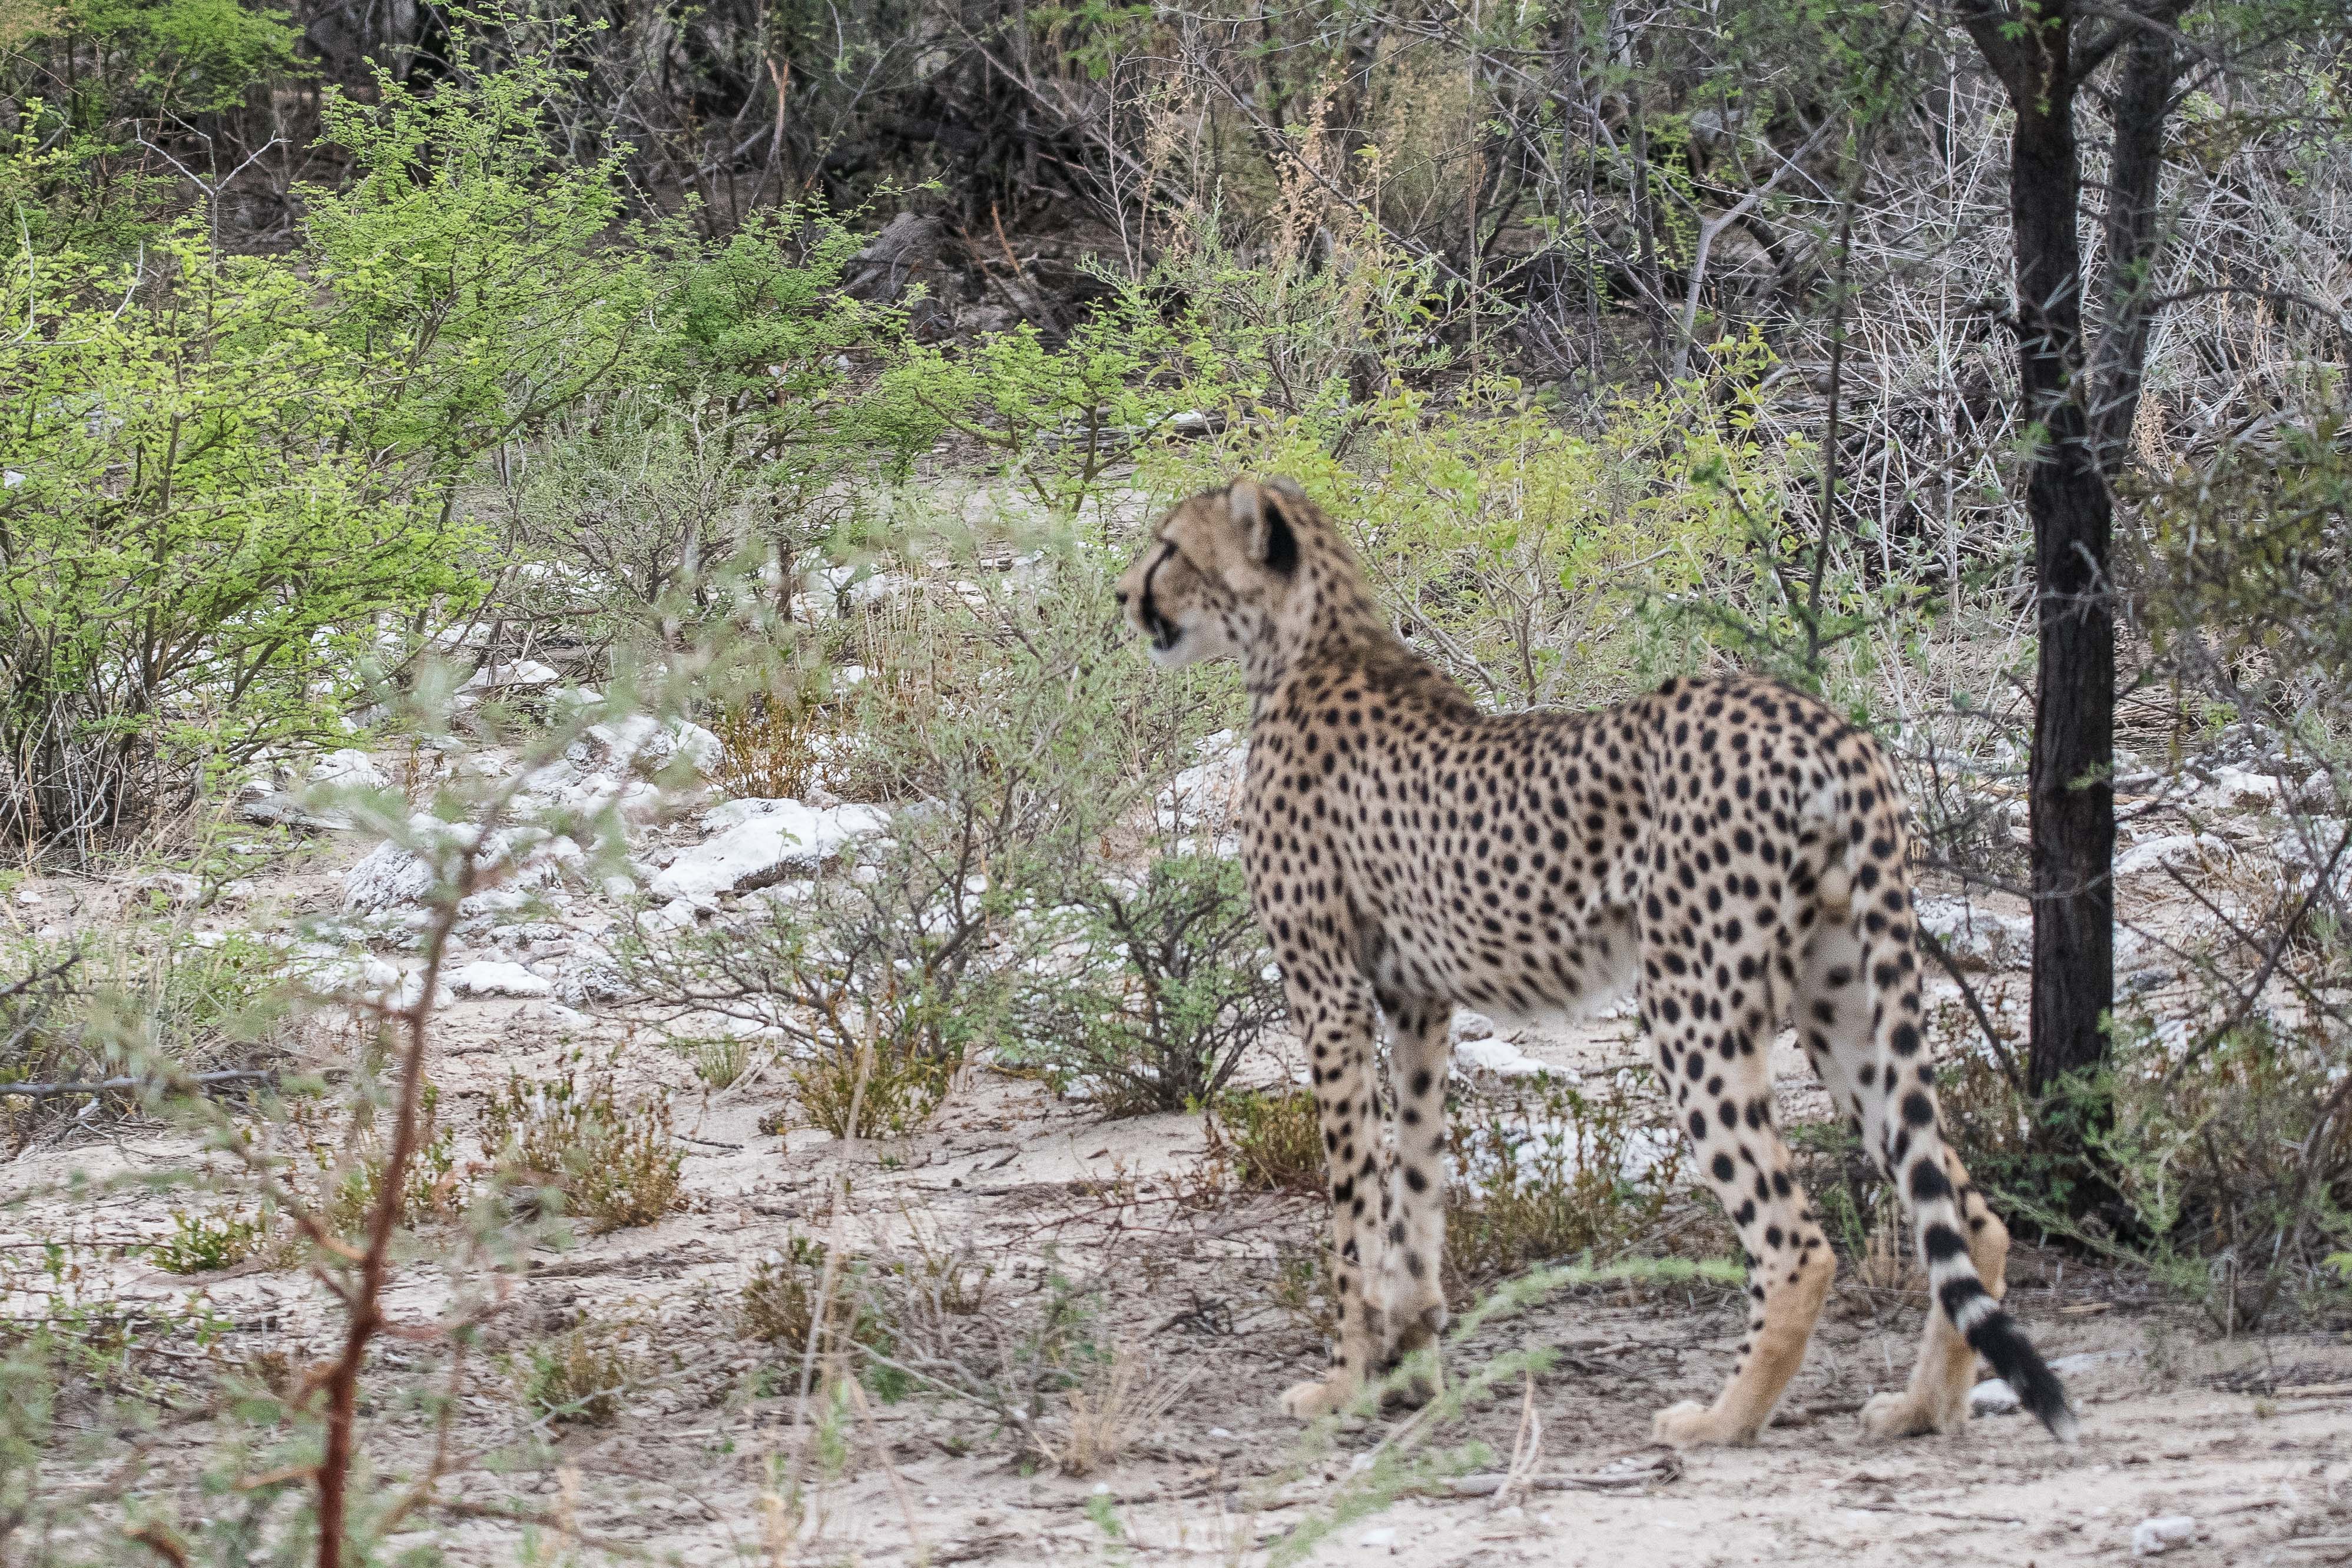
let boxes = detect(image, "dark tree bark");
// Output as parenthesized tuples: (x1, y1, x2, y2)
(1956, 1, 2189, 1100)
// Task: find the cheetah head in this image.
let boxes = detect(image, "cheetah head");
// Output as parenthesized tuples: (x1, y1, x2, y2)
(1116, 478, 1311, 668)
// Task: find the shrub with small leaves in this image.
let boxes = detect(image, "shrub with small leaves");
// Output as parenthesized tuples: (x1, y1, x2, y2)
(1215, 1088, 1324, 1194)
(1011, 853, 1285, 1117)
(479, 1055, 684, 1232)
(1444, 1072, 1683, 1298)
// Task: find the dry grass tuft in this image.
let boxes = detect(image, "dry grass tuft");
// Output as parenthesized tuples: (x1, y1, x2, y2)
(1051, 1344, 1190, 1477)
(521, 1317, 641, 1426)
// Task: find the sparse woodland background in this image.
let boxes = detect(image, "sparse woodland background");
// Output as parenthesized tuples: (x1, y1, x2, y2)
(4, 0, 2352, 1562)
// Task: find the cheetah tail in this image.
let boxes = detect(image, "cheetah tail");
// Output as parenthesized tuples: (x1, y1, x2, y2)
(1919, 1147, 2088, 1438)
(1947, 1269, 2079, 1438)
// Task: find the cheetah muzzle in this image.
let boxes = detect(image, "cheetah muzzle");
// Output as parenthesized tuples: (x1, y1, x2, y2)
(1116, 478, 2078, 1447)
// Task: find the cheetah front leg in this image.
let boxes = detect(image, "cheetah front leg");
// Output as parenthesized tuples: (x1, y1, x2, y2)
(1280, 981, 1386, 1421)
(1372, 997, 1450, 1405)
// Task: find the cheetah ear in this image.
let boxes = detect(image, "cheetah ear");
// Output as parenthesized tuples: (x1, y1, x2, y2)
(1228, 478, 1301, 576)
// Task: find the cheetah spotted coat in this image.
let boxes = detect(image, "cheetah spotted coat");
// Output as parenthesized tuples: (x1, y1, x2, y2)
(1117, 478, 2074, 1446)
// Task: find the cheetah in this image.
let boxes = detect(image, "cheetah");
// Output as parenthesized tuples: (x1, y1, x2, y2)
(1115, 478, 2075, 1447)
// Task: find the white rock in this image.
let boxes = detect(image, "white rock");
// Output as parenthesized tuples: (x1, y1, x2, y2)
(1452, 1037, 1555, 1079)
(554, 947, 630, 1006)
(342, 819, 581, 913)
(447, 961, 552, 999)
(2199, 768, 2281, 811)
(649, 800, 888, 900)
(463, 659, 562, 690)
(1969, 1377, 2020, 1415)
(2115, 833, 2233, 876)
(1357, 1526, 1397, 1549)
(136, 871, 204, 905)
(343, 837, 439, 912)
(2130, 1516, 2197, 1556)
(1155, 730, 1249, 841)
(1916, 897, 2030, 971)
(571, 716, 724, 780)
(347, 956, 426, 1010)
(12, 888, 39, 906)
(1450, 1010, 1498, 1043)
(308, 748, 389, 791)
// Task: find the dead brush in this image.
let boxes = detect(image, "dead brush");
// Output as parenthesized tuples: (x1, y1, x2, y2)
(740, 1235, 893, 1357)
(713, 692, 829, 801)
(479, 1053, 685, 1232)
(1443, 1070, 1682, 1301)
(1045, 1343, 1190, 1477)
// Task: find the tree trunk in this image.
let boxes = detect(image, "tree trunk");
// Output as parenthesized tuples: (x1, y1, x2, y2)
(1979, 13, 2120, 1095)
(2090, 25, 2184, 471)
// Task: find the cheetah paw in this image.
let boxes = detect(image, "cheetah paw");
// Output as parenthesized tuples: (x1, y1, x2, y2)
(1378, 1354, 1442, 1410)
(1279, 1377, 1359, 1421)
(1860, 1388, 1963, 1441)
(1650, 1400, 1753, 1448)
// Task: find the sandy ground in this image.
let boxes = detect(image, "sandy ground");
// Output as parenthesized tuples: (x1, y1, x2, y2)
(6, 760, 2348, 1567)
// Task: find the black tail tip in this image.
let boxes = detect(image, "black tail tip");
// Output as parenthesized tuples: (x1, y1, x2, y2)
(1969, 1311, 2078, 1444)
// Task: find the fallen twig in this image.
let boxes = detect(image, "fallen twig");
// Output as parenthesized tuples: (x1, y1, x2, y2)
(1443, 1452, 1682, 1497)
(0, 1069, 273, 1100)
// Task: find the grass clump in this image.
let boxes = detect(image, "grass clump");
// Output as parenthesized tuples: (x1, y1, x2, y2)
(150, 1207, 272, 1275)
(712, 694, 829, 802)
(739, 1237, 895, 1358)
(479, 1054, 684, 1232)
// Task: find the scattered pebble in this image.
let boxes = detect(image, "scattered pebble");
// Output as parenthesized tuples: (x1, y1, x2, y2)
(2131, 1516, 2197, 1556)
(1969, 1378, 2020, 1415)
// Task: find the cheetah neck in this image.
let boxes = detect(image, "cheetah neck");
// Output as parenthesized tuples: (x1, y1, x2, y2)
(1240, 546, 1440, 704)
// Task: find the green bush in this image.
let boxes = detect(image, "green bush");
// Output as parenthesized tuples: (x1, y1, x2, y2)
(1011, 853, 1284, 1116)
(1214, 1087, 1324, 1194)
(0, 225, 483, 845)
(1444, 1073, 1684, 1299)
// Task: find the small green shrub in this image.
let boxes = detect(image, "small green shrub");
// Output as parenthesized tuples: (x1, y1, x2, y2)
(790, 1022, 958, 1140)
(520, 1319, 640, 1427)
(150, 1206, 270, 1274)
(740, 1237, 892, 1357)
(1011, 853, 1285, 1117)
(1215, 1088, 1324, 1194)
(0, 224, 485, 847)
(479, 1056, 684, 1232)
(1443, 1072, 1682, 1299)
